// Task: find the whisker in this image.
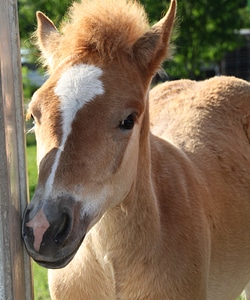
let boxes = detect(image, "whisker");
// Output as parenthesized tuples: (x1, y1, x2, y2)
(26, 127, 35, 134)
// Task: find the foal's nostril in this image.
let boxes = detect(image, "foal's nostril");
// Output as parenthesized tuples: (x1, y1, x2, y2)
(54, 213, 71, 245)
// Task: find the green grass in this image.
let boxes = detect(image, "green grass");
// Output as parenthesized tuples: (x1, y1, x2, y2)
(33, 263, 50, 300)
(26, 133, 246, 300)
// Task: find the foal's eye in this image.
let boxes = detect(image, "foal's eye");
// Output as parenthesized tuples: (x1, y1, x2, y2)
(119, 113, 137, 130)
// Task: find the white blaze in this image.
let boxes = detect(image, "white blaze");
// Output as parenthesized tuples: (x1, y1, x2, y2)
(44, 64, 104, 197)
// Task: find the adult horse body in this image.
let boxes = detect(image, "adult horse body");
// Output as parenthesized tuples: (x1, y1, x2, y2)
(22, 0, 250, 299)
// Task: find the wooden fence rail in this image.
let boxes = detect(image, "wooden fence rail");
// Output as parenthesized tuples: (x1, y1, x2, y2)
(0, 0, 33, 299)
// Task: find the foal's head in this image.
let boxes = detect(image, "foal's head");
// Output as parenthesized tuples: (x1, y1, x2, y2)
(22, 0, 176, 268)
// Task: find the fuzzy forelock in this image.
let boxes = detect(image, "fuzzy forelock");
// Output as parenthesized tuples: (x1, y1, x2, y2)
(53, 0, 149, 63)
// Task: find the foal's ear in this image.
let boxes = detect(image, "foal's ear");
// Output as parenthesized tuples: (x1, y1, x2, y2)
(133, 0, 176, 76)
(35, 12, 60, 69)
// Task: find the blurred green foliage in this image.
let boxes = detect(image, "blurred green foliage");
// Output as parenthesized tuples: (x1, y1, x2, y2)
(22, 66, 38, 101)
(141, 0, 248, 78)
(18, 0, 250, 80)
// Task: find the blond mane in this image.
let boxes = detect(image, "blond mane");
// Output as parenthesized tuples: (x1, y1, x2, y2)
(39, 0, 150, 66)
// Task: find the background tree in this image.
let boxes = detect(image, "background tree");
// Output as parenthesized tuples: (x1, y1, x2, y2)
(141, 0, 248, 79)
(18, 0, 249, 79)
(18, 0, 72, 48)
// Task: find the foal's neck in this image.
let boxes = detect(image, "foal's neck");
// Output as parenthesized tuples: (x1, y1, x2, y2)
(91, 132, 161, 258)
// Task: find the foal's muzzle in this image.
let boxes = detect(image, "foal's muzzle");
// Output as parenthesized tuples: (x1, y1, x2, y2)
(22, 197, 87, 269)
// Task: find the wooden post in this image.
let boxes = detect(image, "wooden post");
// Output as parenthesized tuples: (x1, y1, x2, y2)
(0, 0, 33, 299)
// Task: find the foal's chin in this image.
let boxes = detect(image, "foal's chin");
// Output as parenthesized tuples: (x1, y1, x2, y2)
(34, 236, 85, 269)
